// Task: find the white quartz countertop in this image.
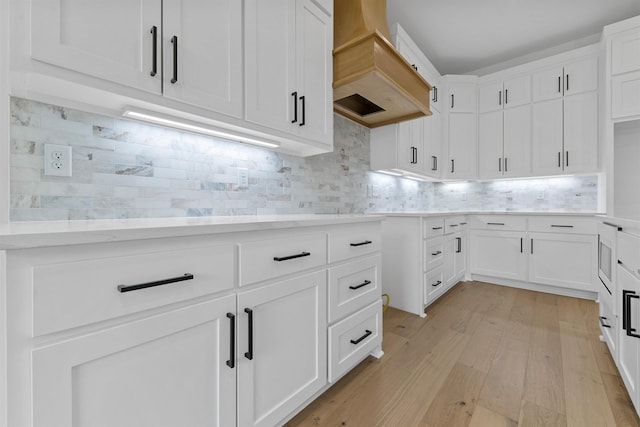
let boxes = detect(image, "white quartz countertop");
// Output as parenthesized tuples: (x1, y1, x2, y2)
(380, 211, 602, 217)
(0, 214, 385, 250)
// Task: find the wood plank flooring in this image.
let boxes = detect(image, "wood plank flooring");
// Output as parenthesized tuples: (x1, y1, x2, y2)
(286, 281, 640, 427)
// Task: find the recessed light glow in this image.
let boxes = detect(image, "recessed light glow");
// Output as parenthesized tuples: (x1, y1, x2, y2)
(122, 109, 280, 149)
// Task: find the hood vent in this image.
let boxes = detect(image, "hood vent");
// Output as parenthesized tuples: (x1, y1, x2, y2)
(333, 0, 432, 128)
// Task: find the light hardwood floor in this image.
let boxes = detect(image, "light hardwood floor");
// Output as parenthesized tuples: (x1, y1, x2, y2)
(286, 281, 640, 427)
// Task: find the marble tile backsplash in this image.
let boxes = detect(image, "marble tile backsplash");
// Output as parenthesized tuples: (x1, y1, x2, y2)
(9, 98, 599, 221)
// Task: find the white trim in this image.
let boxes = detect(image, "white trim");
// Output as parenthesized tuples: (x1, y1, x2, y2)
(471, 274, 598, 300)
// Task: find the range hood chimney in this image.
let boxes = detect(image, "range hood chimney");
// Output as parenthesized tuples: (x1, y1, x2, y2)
(333, 0, 432, 128)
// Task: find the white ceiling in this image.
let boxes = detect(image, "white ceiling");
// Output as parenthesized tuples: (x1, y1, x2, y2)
(386, 0, 640, 75)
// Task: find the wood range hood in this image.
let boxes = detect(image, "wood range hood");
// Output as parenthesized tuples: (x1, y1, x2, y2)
(333, 0, 432, 128)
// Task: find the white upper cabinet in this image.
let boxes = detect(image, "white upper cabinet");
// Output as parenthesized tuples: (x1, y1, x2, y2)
(447, 112, 477, 179)
(162, 0, 243, 116)
(449, 85, 476, 113)
(531, 54, 599, 175)
(612, 30, 640, 75)
(245, 0, 332, 146)
(479, 75, 531, 113)
(30, 0, 163, 95)
(532, 57, 598, 102)
(610, 23, 640, 120)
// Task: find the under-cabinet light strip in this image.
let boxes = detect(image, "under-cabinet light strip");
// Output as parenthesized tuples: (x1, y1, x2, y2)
(122, 108, 280, 149)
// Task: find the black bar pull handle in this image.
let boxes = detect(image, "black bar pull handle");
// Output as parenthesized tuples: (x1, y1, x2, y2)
(499, 157, 502, 172)
(487, 222, 505, 226)
(505, 89, 508, 104)
(566, 151, 569, 167)
(434, 86, 438, 102)
(273, 252, 311, 262)
(118, 273, 194, 293)
(499, 90, 502, 106)
(531, 238, 534, 254)
(432, 226, 443, 230)
(599, 316, 612, 329)
(350, 240, 372, 247)
(626, 292, 640, 338)
(432, 156, 438, 171)
(350, 329, 372, 345)
(558, 152, 561, 168)
(150, 26, 158, 77)
(520, 237, 523, 253)
(504, 157, 508, 172)
(226, 313, 235, 368)
(432, 280, 442, 287)
(170, 35, 178, 84)
(432, 250, 442, 256)
(299, 95, 306, 126)
(244, 308, 254, 360)
(451, 94, 455, 109)
(291, 91, 298, 123)
(456, 237, 462, 253)
(349, 280, 372, 290)
(432, 87, 437, 102)
(451, 159, 455, 174)
(566, 74, 569, 92)
(624, 290, 631, 331)
(449, 224, 459, 228)
(558, 76, 562, 93)
(551, 224, 574, 228)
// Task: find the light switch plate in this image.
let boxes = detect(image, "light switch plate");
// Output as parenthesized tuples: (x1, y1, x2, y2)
(237, 167, 249, 189)
(44, 144, 72, 177)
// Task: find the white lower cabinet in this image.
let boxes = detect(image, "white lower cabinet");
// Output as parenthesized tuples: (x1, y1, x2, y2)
(618, 263, 640, 414)
(528, 232, 597, 292)
(33, 294, 237, 427)
(470, 230, 528, 281)
(237, 270, 327, 427)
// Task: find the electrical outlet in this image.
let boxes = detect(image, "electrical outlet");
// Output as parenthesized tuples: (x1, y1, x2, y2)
(237, 167, 249, 189)
(537, 191, 545, 200)
(44, 144, 72, 177)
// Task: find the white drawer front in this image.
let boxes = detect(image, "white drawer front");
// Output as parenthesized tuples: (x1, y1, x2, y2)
(328, 222, 381, 263)
(328, 300, 381, 382)
(425, 236, 444, 271)
(424, 218, 445, 239)
(425, 268, 445, 305)
(470, 215, 526, 231)
(528, 216, 595, 234)
(445, 216, 467, 234)
(618, 231, 640, 275)
(239, 233, 327, 285)
(328, 255, 381, 323)
(33, 244, 236, 336)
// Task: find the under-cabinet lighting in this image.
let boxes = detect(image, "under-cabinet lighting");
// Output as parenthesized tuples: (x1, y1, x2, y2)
(376, 170, 403, 177)
(404, 175, 425, 182)
(122, 108, 280, 149)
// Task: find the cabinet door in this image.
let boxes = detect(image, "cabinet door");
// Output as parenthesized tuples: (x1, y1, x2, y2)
(162, 0, 242, 117)
(612, 30, 640, 76)
(612, 71, 640, 119)
(618, 265, 640, 411)
(237, 270, 327, 427)
(424, 109, 442, 177)
(396, 120, 423, 173)
(532, 99, 563, 175)
(454, 233, 466, 280)
(563, 57, 598, 96)
(503, 75, 531, 108)
(478, 82, 504, 113)
(32, 295, 237, 427)
(503, 104, 531, 178)
(30, 0, 162, 94)
(470, 230, 528, 281)
(245, 0, 296, 133)
(478, 110, 504, 179)
(449, 85, 477, 113)
(564, 91, 598, 173)
(447, 113, 477, 179)
(528, 233, 597, 292)
(532, 66, 564, 102)
(296, 0, 333, 144)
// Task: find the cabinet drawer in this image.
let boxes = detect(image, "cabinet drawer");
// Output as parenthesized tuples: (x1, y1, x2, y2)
(328, 255, 381, 323)
(328, 300, 381, 382)
(618, 231, 640, 275)
(445, 216, 467, 234)
(328, 222, 381, 263)
(424, 267, 445, 305)
(470, 215, 526, 231)
(599, 298, 618, 361)
(425, 237, 444, 271)
(239, 232, 327, 285)
(528, 216, 595, 234)
(33, 243, 236, 336)
(424, 218, 445, 238)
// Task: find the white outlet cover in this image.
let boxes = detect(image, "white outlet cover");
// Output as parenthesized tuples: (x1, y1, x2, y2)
(44, 144, 72, 177)
(237, 167, 249, 189)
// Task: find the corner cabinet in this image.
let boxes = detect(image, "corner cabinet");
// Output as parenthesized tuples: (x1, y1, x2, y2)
(244, 0, 333, 146)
